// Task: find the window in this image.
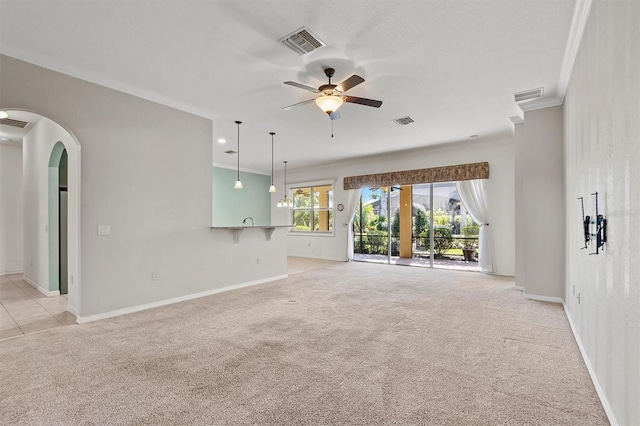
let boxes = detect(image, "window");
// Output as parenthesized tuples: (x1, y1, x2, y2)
(291, 184, 333, 232)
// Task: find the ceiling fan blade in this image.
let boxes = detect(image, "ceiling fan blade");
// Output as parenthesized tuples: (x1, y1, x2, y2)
(344, 96, 383, 108)
(330, 110, 341, 120)
(284, 81, 319, 93)
(335, 74, 365, 93)
(282, 99, 315, 110)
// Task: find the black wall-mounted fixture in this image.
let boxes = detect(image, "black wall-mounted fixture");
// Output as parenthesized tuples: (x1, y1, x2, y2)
(578, 192, 607, 255)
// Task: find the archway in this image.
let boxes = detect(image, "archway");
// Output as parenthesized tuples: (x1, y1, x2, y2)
(0, 108, 82, 316)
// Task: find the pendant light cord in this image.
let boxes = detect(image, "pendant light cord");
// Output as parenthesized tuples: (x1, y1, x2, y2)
(284, 161, 288, 203)
(270, 132, 275, 186)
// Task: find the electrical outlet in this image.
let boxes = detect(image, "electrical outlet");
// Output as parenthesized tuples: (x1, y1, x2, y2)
(151, 272, 159, 281)
(308, 242, 311, 247)
(256, 257, 261, 265)
(577, 292, 581, 304)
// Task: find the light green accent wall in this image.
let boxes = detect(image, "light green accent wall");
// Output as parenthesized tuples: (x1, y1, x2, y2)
(212, 167, 271, 226)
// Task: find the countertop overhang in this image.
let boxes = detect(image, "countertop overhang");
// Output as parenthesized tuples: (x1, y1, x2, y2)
(210, 225, 292, 243)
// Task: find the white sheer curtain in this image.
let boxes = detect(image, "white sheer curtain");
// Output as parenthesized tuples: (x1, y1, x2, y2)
(345, 189, 362, 261)
(455, 179, 495, 273)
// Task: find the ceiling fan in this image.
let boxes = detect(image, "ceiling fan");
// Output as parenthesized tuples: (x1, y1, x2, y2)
(283, 68, 382, 120)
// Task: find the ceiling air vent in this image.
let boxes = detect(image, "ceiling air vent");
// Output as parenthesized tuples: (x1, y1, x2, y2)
(279, 27, 326, 55)
(514, 87, 544, 103)
(393, 116, 415, 126)
(224, 150, 237, 155)
(0, 118, 29, 128)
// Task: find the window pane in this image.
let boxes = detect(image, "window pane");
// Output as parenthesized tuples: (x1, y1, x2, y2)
(314, 209, 332, 231)
(293, 210, 311, 231)
(293, 187, 311, 208)
(314, 185, 333, 208)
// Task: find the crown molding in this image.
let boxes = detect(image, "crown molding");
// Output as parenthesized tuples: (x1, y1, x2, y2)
(516, 0, 593, 114)
(556, 0, 594, 103)
(518, 95, 564, 112)
(0, 49, 216, 121)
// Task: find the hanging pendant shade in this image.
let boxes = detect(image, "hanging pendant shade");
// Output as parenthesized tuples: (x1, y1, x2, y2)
(234, 120, 243, 189)
(269, 132, 276, 193)
(278, 160, 292, 208)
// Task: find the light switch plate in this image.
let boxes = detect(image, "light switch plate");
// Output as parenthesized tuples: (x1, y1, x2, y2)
(97, 225, 111, 236)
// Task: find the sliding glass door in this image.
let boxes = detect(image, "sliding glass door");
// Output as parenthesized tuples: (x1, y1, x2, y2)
(353, 182, 479, 271)
(353, 187, 402, 264)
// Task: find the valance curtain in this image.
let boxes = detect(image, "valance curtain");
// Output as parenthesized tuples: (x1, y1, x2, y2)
(345, 189, 361, 261)
(344, 162, 489, 190)
(455, 179, 495, 273)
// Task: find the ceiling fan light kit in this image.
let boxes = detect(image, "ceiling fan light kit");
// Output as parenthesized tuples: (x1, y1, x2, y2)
(315, 95, 344, 115)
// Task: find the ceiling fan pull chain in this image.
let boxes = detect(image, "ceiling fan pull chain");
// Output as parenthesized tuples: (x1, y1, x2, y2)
(331, 119, 334, 138)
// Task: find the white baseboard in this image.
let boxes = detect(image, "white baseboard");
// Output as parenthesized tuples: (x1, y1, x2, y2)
(288, 254, 347, 262)
(22, 276, 60, 297)
(0, 269, 23, 277)
(563, 302, 619, 426)
(522, 292, 563, 303)
(76, 274, 289, 324)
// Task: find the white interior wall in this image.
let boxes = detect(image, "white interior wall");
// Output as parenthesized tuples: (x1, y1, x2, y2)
(518, 106, 565, 300)
(563, 1, 640, 424)
(273, 137, 515, 276)
(0, 143, 23, 275)
(0, 55, 287, 319)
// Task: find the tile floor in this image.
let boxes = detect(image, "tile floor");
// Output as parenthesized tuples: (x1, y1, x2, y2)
(0, 274, 76, 342)
(0, 258, 338, 342)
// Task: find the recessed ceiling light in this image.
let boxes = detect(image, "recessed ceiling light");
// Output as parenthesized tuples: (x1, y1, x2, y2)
(469, 135, 478, 139)
(217, 138, 226, 144)
(0, 111, 8, 119)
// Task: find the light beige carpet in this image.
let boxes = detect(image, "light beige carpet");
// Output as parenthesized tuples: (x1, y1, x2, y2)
(0, 262, 608, 425)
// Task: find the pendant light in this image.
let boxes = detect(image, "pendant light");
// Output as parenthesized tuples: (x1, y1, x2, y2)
(268, 132, 276, 193)
(234, 120, 243, 189)
(278, 161, 293, 208)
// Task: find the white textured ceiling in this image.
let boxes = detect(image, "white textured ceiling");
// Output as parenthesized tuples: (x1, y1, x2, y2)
(0, 0, 577, 173)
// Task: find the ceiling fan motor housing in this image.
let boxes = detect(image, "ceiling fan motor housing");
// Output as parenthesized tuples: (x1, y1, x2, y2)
(323, 67, 336, 79)
(319, 84, 338, 94)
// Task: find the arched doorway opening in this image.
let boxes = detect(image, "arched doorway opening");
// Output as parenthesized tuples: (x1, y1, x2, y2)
(0, 108, 82, 316)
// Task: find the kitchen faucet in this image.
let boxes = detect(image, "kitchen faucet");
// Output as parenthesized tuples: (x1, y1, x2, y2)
(243, 216, 255, 227)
